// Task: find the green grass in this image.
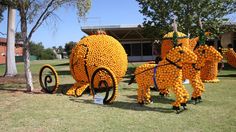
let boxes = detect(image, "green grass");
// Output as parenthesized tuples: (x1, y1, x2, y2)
(0, 60, 236, 131)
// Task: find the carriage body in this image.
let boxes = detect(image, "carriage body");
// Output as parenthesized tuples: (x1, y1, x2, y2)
(40, 34, 128, 104)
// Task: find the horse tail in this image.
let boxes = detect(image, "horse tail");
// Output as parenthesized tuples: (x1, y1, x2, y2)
(128, 75, 136, 85)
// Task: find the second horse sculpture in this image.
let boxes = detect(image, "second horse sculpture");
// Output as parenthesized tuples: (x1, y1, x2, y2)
(159, 44, 223, 104)
(134, 44, 197, 111)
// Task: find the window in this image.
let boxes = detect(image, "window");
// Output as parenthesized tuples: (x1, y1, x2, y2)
(131, 44, 141, 56)
(123, 44, 131, 56)
(143, 43, 152, 56)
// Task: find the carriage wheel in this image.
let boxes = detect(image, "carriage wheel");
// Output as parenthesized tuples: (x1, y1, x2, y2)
(90, 66, 118, 104)
(39, 64, 59, 93)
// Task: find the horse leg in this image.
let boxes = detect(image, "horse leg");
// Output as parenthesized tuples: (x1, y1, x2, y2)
(171, 84, 188, 112)
(159, 88, 169, 97)
(137, 81, 145, 105)
(143, 84, 152, 104)
(179, 85, 189, 109)
(190, 76, 205, 104)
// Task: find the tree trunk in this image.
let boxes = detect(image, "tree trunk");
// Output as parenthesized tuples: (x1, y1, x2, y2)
(5, 7, 17, 76)
(24, 40, 34, 91)
(19, 7, 34, 92)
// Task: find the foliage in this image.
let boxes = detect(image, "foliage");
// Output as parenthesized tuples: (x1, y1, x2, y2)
(40, 48, 56, 60)
(64, 41, 76, 56)
(29, 41, 44, 59)
(0, 3, 6, 22)
(136, 0, 236, 39)
(30, 41, 56, 60)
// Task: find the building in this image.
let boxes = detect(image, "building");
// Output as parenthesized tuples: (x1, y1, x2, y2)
(0, 37, 23, 64)
(81, 25, 157, 62)
(82, 24, 236, 62)
(220, 22, 236, 48)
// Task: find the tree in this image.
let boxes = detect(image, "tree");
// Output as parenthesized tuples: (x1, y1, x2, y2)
(29, 41, 56, 60)
(0, 3, 6, 22)
(136, 0, 236, 39)
(64, 41, 76, 56)
(0, 0, 91, 92)
(1, 2, 18, 76)
(41, 48, 56, 60)
(5, 7, 17, 76)
(30, 41, 44, 59)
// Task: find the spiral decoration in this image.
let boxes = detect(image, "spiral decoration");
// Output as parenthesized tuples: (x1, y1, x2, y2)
(39, 64, 59, 93)
(91, 66, 118, 104)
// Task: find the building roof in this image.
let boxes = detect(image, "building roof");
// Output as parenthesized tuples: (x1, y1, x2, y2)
(81, 24, 152, 41)
(81, 22, 236, 41)
(0, 37, 23, 46)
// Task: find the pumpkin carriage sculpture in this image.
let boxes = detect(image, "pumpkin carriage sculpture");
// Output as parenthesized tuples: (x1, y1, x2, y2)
(39, 31, 128, 104)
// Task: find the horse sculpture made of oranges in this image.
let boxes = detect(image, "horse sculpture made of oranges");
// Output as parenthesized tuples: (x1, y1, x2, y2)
(132, 31, 197, 112)
(184, 45, 222, 102)
(159, 45, 223, 103)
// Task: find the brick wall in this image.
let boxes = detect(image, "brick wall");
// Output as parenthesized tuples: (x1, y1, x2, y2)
(0, 45, 23, 64)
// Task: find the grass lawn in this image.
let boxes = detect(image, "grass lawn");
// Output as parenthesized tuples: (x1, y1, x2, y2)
(0, 60, 236, 132)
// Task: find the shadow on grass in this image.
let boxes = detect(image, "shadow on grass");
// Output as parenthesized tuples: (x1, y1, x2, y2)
(56, 70, 71, 75)
(220, 63, 236, 71)
(106, 101, 174, 113)
(56, 84, 72, 94)
(218, 74, 236, 77)
(0, 85, 45, 94)
(126, 95, 175, 105)
(69, 97, 174, 113)
(53, 63, 69, 66)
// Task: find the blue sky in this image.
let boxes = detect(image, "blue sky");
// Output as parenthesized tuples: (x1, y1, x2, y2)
(0, 0, 144, 48)
(0, 0, 235, 48)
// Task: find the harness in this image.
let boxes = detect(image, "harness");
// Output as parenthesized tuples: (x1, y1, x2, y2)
(153, 65, 158, 90)
(166, 58, 182, 69)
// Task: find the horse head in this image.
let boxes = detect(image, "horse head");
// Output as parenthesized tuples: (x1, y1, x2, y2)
(194, 45, 223, 62)
(166, 45, 197, 67)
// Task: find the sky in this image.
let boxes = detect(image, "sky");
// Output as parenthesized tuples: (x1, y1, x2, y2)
(0, 0, 144, 48)
(0, 0, 235, 48)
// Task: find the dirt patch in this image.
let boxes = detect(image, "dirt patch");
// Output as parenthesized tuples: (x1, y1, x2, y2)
(0, 75, 45, 94)
(0, 74, 26, 84)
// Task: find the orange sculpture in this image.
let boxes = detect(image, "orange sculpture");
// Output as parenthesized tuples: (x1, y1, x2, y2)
(182, 45, 223, 102)
(225, 47, 236, 68)
(161, 31, 189, 59)
(134, 30, 197, 111)
(67, 33, 128, 104)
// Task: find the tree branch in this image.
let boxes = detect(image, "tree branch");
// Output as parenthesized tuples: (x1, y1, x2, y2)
(0, 31, 6, 36)
(27, 0, 55, 40)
